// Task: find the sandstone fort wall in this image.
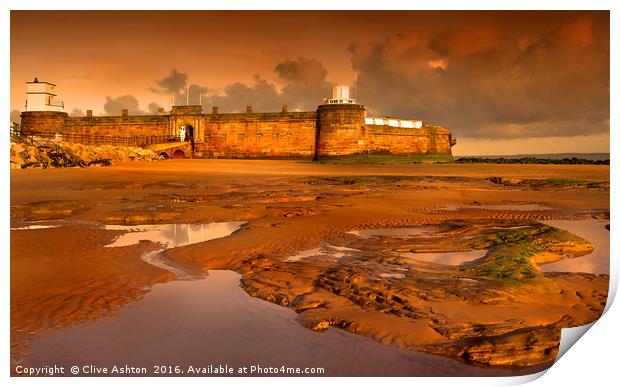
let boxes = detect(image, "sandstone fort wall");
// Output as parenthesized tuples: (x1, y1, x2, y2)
(364, 125, 453, 155)
(199, 112, 317, 158)
(20, 104, 455, 159)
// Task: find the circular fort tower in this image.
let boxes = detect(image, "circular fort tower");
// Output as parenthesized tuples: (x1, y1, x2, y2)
(19, 79, 68, 134)
(315, 85, 366, 159)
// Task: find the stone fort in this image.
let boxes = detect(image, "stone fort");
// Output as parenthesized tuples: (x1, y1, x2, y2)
(19, 79, 456, 160)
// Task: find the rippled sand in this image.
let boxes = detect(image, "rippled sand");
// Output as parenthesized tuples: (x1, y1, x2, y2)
(11, 160, 609, 375)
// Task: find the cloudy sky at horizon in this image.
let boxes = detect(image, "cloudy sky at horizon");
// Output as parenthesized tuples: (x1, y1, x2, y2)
(10, 10, 609, 155)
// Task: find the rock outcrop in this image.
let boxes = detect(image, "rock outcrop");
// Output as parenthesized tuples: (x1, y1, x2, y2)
(10, 136, 159, 169)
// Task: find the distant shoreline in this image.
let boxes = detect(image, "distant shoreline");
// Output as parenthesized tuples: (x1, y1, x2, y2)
(455, 154, 609, 165)
(454, 153, 609, 161)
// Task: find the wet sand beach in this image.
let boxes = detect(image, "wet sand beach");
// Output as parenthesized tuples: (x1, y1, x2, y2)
(10, 160, 609, 376)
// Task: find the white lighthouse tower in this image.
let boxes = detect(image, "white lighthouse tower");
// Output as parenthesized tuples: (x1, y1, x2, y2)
(25, 78, 64, 112)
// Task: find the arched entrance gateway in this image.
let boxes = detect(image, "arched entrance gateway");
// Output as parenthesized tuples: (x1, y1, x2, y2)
(169, 106, 202, 157)
(179, 124, 194, 142)
(185, 124, 194, 141)
(179, 124, 195, 157)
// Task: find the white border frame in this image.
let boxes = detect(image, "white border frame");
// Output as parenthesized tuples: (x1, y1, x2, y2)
(2, 2, 616, 386)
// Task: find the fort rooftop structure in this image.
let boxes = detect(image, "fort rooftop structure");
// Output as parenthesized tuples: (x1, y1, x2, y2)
(20, 80, 456, 160)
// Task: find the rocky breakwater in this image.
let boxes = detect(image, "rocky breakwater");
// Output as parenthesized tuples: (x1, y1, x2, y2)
(10, 136, 159, 169)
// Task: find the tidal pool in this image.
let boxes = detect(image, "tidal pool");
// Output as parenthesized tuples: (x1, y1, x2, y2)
(539, 219, 609, 275)
(397, 249, 488, 266)
(26, 270, 536, 377)
(379, 272, 406, 279)
(104, 222, 246, 278)
(10, 224, 60, 230)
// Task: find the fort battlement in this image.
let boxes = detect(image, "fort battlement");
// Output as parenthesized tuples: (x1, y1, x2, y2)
(19, 82, 456, 160)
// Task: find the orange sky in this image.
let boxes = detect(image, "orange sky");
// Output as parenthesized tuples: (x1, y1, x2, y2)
(10, 11, 610, 155)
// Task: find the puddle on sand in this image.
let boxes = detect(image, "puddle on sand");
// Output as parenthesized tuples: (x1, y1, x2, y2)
(284, 244, 360, 262)
(26, 270, 535, 377)
(105, 222, 246, 248)
(538, 219, 609, 275)
(10, 224, 60, 230)
(347, 227, 439, 239)
(397, 250, 488, 266)
(379, 273, 406, 279)
(104, 222, 245, 279)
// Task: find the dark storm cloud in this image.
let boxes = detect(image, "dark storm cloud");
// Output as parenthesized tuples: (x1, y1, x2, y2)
(103, 95, 144, 115)
(182, 84, 210, 106)
(202, 75, 281, 112)
(350, 16, 609, 139)
(147, 102, 162, 114)
(162, 57, 332, 113)
(150, 69, 189, 95)
(274, 57, 331, 109)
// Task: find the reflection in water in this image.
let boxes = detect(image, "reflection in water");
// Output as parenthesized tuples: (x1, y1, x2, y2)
(27, 270, 533, 376)
(104, 222, 246, 279)
(105, 222, 246, 249)
(379, 273, 406, 279)
(10, 224, 60, 230)
(539, 219, 609, 275)
(398, 250, 488, 266)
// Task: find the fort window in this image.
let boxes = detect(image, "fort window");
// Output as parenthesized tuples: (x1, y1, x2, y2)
(287, 132, 293, 136)
(219, 133, 226, 139)
(272, 132, 278, 138)
(256, 132, 263, 137)
(238, 133, 245, 140)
